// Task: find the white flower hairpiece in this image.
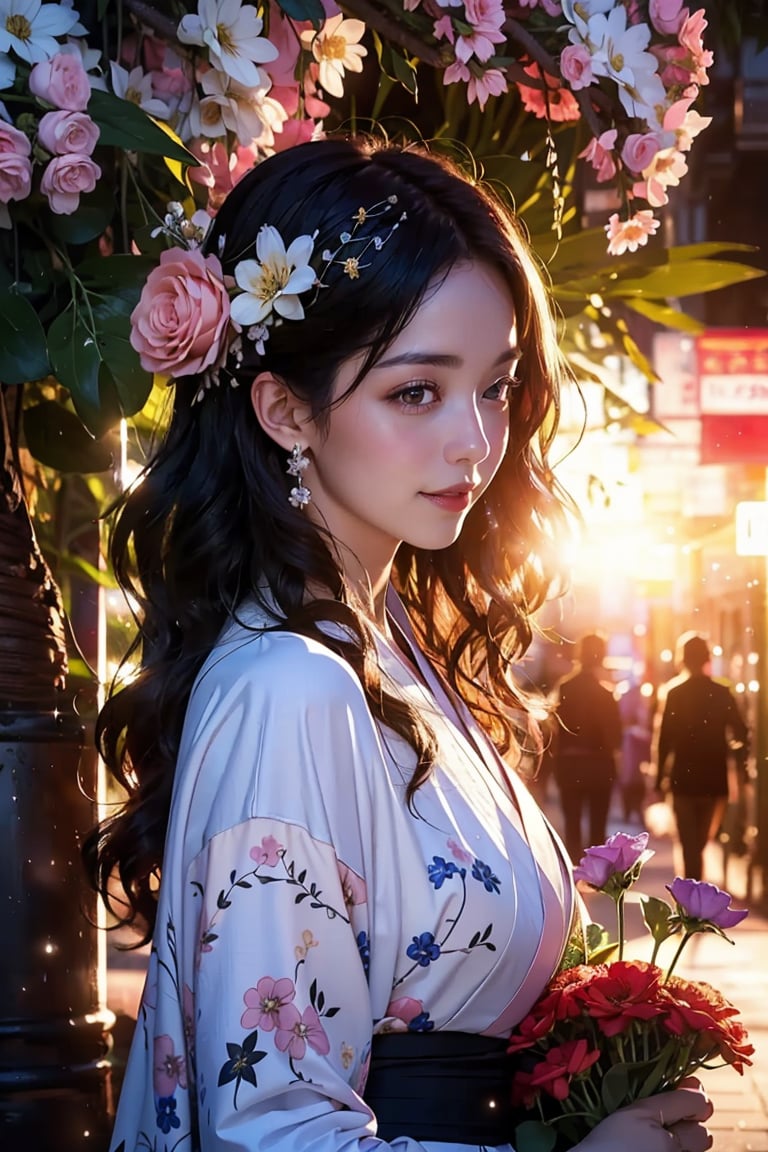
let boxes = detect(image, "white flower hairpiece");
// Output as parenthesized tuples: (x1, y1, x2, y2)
(130, 196, 407, 405)
(227, 195, 406, 361)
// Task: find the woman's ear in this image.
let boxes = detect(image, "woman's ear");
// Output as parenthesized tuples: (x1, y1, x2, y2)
(250, 372, 314, 452)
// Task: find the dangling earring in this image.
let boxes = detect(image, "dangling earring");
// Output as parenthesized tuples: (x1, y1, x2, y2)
(286, 444, 311, 509)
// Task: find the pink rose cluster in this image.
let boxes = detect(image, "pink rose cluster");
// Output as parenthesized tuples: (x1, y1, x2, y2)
(1, 53, 101, 223)
(32, 54, 101, 216)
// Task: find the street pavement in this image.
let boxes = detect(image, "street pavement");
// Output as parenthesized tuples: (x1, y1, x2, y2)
(106, 797, 768, 1151)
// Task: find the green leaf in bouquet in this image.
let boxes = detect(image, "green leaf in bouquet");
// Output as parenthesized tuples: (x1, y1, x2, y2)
(601, 1061, 630, 1112)
(47, 182, 116, 245)
(638, 1036, 680, 1098)
(0, 291, 50, 384)
(513, 1119, 558, 1152)
(23, 400, 115, 473)
(88, 89, 197, 163)
(641, 895, 679, 948)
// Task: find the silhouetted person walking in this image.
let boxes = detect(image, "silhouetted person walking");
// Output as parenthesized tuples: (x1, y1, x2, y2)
(655, 634, 748, 881)
(552, 633, 622, 862)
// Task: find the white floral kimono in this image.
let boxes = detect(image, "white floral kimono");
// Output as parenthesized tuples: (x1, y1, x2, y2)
(110, 593, 577, 1152)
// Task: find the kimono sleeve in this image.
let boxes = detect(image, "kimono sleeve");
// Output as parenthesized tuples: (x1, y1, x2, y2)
(187, 816, 403, 1149)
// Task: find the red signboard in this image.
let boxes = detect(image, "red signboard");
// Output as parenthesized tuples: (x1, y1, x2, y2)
(696, 329, 768, 463)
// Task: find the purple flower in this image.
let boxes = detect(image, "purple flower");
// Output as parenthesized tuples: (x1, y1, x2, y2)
(667, 877, 749, 929)
(573, 831, 654, 890)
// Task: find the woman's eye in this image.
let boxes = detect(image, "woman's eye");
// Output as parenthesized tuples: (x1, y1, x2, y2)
(394, 382, 438, 408)
(484, 374, 519, 402)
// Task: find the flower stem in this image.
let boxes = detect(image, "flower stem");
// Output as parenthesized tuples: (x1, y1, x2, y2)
(664, 931, 693, 981)
(617, 892, 625, 961)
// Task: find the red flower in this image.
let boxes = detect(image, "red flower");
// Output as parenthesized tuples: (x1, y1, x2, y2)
(579, 961, 667, 1037)
(528, 1038, 601, 1101)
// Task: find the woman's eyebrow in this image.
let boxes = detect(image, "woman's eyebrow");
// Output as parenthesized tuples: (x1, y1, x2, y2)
(375, 347, 522, 370)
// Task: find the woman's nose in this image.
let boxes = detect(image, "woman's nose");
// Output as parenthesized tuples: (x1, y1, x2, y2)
(443, 401, 491, 466)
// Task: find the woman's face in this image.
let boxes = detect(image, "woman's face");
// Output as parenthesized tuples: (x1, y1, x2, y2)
(303, 261, 520, 578)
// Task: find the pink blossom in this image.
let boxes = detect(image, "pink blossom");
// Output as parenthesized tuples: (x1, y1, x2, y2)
(579, 128, 618, 183)
(649, 0, 687, 36)
(262, 5, 303, 88)
(634, 145, 688, 207)
(153, 1034, 187, 1097)
(517, 62, 580, 122)
(250, 834, 284, 867)
(433, 14, 454, 43)
(458, 0, 506, 64)
(652, 43, 693, 88)
(40, 153, 100, 214)
(272, 117, 320, 152)
(304, 64, 332, 120)
(667, 877, 749, 929)
(621, 132, 661, 176)
(37, 110, 99, 156)
(0, 122, 32, 206)
(447, 838, 473, 865)
(275, 1003, 331, 1059)
(467, 68, 508, 108)
(129, 246, 231, 377)
(678, 9, 713, 83)
(605, 210, 660, 255)
(29, 53, 91, 112)
(241, 976, 296, 1031)
(560, 44, 593, 91)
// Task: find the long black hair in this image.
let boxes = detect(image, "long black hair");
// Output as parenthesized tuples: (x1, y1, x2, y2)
(83, 136, 573, 943)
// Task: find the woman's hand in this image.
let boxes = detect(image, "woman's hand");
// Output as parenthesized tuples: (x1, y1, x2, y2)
(573, 1079, 713, 1152)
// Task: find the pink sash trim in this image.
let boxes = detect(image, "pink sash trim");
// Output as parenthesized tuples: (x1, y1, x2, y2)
(385, 590, 575, 1034)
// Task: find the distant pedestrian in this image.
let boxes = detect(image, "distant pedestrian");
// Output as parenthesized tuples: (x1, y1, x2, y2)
(552, 633, 622, 862)
(654, 634, 748, 880)
(617, 678, 652, 824)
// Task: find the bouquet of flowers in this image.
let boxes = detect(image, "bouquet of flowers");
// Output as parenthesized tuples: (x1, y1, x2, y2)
(507, 832, 754, 1152)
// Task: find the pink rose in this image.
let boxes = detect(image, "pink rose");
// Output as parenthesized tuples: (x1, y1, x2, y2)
(621, 131, 661, 175)
(649, 0, 686, 36)
(0, 122, 32, 205)
(37, 110, 100, 156)
(40, 153, 100, 214)
(559, 44, 593, 90)
(129, 247, 231, 377)
(29, 53, 92, 112)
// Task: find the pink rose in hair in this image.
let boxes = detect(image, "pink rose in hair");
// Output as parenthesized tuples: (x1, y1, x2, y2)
(0, 122, 33, 206)
(29, 53, 92, 112)
(40, 153, 100, 214)
(38, 111, 100, 156)
(129, 247, 231, 377)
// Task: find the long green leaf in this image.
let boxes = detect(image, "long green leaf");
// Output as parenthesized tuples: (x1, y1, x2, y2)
(0, 292, 50, 384)
(603, 260, 766, 299)
(88, 89, 197, 162)
(624, 297, 706, 332)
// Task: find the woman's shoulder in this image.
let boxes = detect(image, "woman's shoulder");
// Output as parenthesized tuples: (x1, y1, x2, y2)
(191, 604, 367, 709)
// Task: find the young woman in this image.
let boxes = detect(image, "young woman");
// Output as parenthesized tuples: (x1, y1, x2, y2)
(85, 137, 713, 1152)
